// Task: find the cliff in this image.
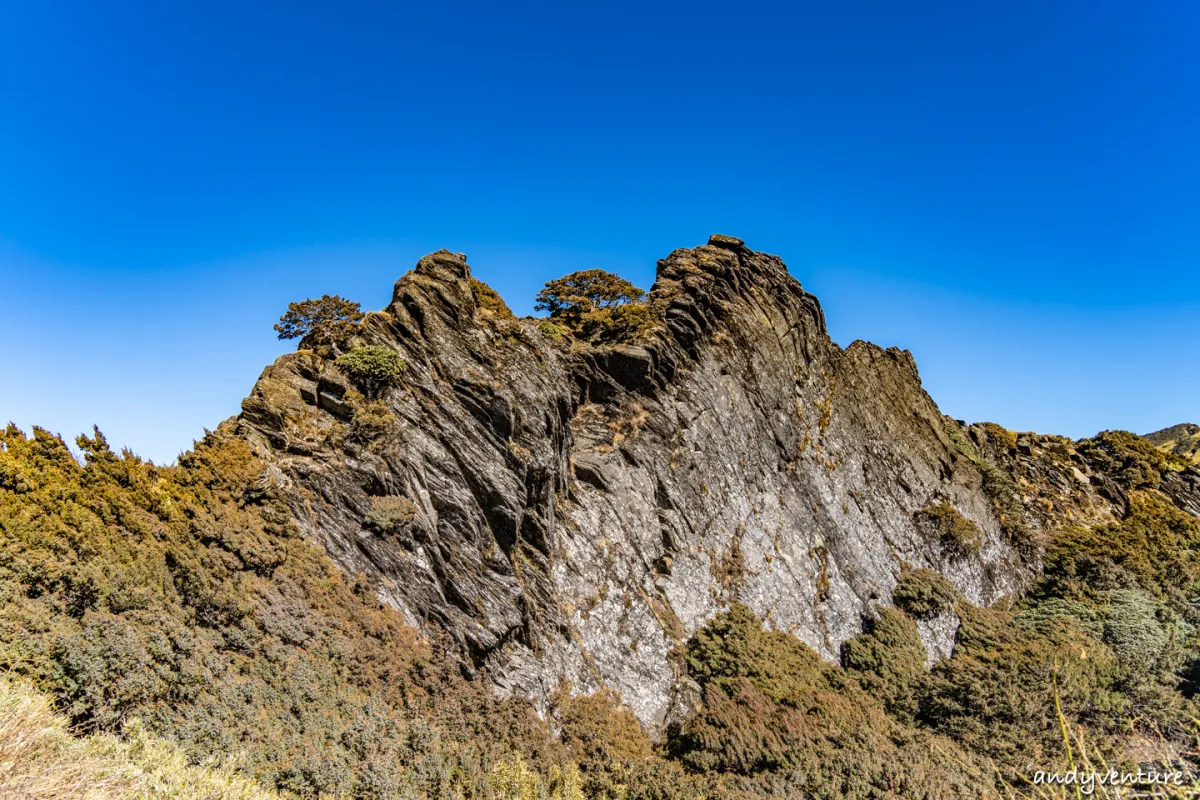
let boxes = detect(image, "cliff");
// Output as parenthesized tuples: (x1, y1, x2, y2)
(234, 235, 1197, 730)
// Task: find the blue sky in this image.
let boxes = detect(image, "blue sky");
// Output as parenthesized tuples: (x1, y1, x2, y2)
(1, 1, 1196, 464)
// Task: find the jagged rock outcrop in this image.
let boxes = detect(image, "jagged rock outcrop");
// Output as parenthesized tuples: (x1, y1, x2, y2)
(233, 235, 1168, 729)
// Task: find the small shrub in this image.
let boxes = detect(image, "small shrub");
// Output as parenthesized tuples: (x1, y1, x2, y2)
(553, 687, 652, 768)
(978, 457, 1031, 547)
(537, 319, 571, 342)
(335, 346, 406, 398)
(350, 400, 394, 440)
(0, 451, 31, 493)
(892, 568, 959, 619)
(978, 422, 1018, 450)
(364, 496, 417, 534)
(470, 277, 515, 320)
(915, 501, 982, 556)
(578, 301, 662, 343)
(711, 539, 746, 593)
(943, 418, 1031, 548)
(546, 687, 701, 800)
(274, 294, 363, 342)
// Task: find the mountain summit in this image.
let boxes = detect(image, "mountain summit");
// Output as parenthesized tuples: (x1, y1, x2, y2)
(234, 236, 1199, 727)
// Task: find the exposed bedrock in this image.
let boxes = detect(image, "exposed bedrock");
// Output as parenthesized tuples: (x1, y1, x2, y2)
(235, 235, 1136, 730)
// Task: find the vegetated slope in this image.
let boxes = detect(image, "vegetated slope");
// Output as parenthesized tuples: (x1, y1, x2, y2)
(0, 426, 646, 799)
(1146, 423, 1200, 464)
(3, 235, 1200, 799)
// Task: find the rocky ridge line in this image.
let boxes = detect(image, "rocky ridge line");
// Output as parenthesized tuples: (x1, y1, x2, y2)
(233, 235, 1192, 729)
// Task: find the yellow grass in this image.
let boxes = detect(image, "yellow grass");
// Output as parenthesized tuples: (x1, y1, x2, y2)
(0, 676, 278, 800)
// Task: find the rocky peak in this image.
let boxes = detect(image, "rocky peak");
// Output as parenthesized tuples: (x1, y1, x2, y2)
(233, 236, 1143, 729)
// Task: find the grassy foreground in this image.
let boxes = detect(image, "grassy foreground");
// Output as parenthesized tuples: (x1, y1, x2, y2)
(0, 675, 277, 799)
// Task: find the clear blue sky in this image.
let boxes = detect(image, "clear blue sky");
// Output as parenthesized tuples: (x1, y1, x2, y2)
(1, 1, 1196, 464)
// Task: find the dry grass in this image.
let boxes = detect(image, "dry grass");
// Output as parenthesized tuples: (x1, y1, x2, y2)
(0, 676, 278, 800)
(0, 676, 594, 800)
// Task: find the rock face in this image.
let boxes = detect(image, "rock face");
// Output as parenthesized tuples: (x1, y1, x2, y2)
(233, 236, 1138, 730)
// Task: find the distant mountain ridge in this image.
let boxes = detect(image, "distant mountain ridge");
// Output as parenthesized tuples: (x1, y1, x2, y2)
(1145, 422, 1200, 463)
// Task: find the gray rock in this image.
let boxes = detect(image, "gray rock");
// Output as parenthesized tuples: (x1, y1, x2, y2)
(231, 238, 1158, 732)
(916, 610, 961, 667)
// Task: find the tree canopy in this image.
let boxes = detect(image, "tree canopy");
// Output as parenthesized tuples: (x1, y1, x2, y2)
(274, 295, 364, 341)
(534, 270, 657, 342)
(534, 270, 646, 323)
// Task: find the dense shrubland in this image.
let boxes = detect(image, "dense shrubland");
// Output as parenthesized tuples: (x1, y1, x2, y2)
(0, 424, 653, 798)
(667, 489, 1200, 797)
(4, 419, 1200, 799)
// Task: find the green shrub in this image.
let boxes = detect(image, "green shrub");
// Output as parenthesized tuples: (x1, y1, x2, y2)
(978, 422, 1018, 450)
(334, 346, 406, 398)
(942, 418, 1030, 548)
(350, 399, 394, 439)
(1102, 588, 1172, 670)
(977, 459, 1030, 547)
(0, 425, 565, 798)
(1015, 493, 1200, 759)
(891, 569, 959, 619)
(537, 319, 571, 342)
(554, 687, 652, 766)
(363, 495, 417, 534)
(578, 301, 662, 343)
(919, 604, 1128, 777)
(470, 277, 515, 320)
(841, 608, 928, 722)
(1016, 597, 1104, 639)
(672, 604, 989, 797)
(1038, 492, 1200, 609)
(914, 501, 982, 556)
